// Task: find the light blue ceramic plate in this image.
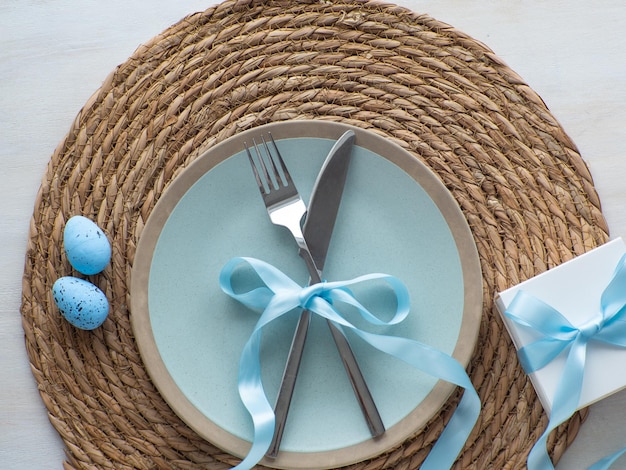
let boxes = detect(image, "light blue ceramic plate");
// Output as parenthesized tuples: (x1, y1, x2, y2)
(130, 121, 482, 469)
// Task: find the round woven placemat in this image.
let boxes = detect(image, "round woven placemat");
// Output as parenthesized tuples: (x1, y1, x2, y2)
(21, 0, 609, 468)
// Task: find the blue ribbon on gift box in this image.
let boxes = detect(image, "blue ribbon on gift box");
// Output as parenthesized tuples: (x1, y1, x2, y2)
(219, 256, 480, 470)
(506, 253, 626, 470)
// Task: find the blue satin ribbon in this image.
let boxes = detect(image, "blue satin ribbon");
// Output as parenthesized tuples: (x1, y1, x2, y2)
(219, 256, 480, 470)
(505, 253, 626, 470)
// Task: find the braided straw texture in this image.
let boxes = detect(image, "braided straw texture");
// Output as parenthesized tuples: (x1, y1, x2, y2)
(21, 0, 609, 468)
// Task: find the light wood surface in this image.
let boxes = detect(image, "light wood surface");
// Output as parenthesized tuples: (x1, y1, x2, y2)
(3, 1, 625, 468)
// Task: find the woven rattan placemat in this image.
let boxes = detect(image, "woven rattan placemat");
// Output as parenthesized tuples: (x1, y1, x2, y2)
(21, 0, 610, 468)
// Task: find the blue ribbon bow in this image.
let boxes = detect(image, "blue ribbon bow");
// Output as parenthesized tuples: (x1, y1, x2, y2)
(219, 256, 480, 470)
(505, 253, 626, 470)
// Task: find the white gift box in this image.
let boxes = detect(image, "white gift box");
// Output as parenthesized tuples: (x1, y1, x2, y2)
(495, 237, 626, 416)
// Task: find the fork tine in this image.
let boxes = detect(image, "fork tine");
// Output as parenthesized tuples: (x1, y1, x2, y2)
(245, 142, 268, 195)
(258, 135, 282, 189)
(266, 133, 293, 187)
(254, 137, 278, 191)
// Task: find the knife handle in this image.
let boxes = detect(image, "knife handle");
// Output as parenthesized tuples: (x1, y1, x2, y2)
(298, 249, 385, 438)
(267, 249, 385, 458)
(325, 318, 386, 437)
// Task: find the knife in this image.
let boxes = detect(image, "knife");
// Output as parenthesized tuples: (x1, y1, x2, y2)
(267, 130, 385, 458)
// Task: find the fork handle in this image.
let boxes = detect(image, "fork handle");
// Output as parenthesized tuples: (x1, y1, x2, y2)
(267, 308, 311, 458)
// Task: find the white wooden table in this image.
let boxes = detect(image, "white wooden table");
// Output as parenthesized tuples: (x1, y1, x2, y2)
(3, 1, 625, 468)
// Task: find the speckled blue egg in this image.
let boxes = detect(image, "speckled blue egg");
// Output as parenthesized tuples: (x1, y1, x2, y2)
(52, 277, 109, 330)
(63, 215, 111, 275)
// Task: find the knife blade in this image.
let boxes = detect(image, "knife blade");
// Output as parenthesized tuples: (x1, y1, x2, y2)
(267, 130, 385, 458)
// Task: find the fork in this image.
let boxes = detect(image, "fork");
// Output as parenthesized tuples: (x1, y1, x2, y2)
(246, 135, 320, 282)
(245, 134, 384, 455)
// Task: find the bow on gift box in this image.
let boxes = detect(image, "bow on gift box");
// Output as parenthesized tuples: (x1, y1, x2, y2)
(220, 256, 480, 470)
(505, 253, 626, 470)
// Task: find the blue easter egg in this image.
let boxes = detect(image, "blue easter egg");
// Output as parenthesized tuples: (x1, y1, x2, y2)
(52, 277, 109, 330)
(63, 215, 111, 275)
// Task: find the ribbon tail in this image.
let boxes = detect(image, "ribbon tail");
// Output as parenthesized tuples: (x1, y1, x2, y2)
(600, 253, 626, 320)
(220, 259, 305, 470)
(232, 326, 275, 470)
(588, 446, 626, 470)
(527, 336, 588, 470)
(350, 328, 480, 470)
(423, 387, 480, 470)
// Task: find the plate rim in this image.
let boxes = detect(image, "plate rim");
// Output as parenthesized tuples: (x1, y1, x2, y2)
(130, 120, 483, 469)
